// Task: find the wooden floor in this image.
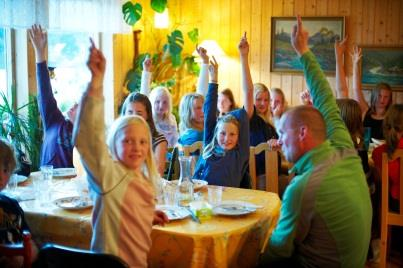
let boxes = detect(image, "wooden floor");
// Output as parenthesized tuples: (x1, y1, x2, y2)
(366, 248, 403, 268)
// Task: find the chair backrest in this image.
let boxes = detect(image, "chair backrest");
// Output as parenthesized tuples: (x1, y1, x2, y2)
(249, 143, 279, 193)
(0, 230, 32, 268)
(380, 149, 403, 267)
(33, 244, 128, 268)
(165, 147, 179, 181)
(180, 141, 203, 157)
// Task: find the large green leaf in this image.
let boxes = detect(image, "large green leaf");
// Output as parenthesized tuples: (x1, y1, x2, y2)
(151, 0, 167, 13)
(167, 30, 184, 55)
(184, 56, 200, 75)
(187, 28, 199, 44)
(122, 1, 142, 26)
(171, 53, 182, 67)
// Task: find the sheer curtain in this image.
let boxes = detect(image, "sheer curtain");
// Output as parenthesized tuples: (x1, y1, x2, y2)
(0, 0, 130, 33)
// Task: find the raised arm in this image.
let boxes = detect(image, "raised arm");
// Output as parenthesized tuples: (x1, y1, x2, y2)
(28, 24, 64, 129)
(74, 40, 126, 193)
(335, 36, 349, 98)
(238, 32, 254, 119)
(292, 16, 353, 148)
(351, 45, 369, 117)
(203, 57, 219, 145)
(140, 55, 152, 95)
(196, 45, 209, 96)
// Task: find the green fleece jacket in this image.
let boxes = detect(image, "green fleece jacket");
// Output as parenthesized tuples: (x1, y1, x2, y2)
(262, 51, 372, 267)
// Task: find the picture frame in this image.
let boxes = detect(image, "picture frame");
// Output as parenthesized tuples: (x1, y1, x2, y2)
(270, 16, 345, 74)
(360, 46, 403, 89)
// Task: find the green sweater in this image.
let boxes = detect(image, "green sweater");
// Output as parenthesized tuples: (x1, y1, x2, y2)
(263, 51, 372, 267)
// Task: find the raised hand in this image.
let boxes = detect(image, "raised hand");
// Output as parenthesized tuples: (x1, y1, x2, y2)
(291, 15, 309, 57)
(299, 90, 313, 106)
(335, 36, 348, 57)
(196, 45, 209, 64)
(87, 38, 106, 92)
(28, 24, 47, 63)
(238, 32, 249, 57)
(208, 56, 218, 83)
(351, 45, 362, 65)
(142, 55, 153, 72)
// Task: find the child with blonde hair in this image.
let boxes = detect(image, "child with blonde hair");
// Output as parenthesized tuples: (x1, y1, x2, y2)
(178, 93, 205, 146)
(193, 45, 250, 187)
(141, 58, 178, 147)
(74, 41, 167, 267)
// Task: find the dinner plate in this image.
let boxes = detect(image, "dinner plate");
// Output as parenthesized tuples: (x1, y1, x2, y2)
(54, 196, 93, 210)
(213, 200, 259, 216)
(170, 179, 208, 190)
(10, 175, 28, 184)
(53, 168, 77, 178)
(156, 205, 190, 220)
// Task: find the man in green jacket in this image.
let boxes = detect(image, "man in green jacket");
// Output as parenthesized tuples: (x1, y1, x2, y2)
(260, 16, 372, 267)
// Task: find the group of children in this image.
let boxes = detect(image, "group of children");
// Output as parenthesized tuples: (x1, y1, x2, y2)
(1, 19, 402, 266)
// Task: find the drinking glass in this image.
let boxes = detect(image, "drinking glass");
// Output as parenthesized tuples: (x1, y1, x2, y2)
(7, 174, 18, 192)
(208, 185, 223, 206)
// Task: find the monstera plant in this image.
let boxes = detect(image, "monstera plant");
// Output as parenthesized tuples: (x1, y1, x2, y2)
(122, 1, 200, 95)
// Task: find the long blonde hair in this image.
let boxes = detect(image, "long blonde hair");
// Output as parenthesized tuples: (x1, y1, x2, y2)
(107, 115, 159, 188)
(253, 83, 272, 124)
(202, 114, 240, 160)
(149, 86, 174, 124)
(179, 93, 204, 133)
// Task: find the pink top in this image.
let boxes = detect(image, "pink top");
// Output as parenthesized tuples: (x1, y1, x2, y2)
(73, 93, 155, 267)
(372, 138, 403, 200)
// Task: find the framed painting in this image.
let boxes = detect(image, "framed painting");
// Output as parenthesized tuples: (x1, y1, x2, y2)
(270, 16, 345, 73)
(361, 46, 403, 88)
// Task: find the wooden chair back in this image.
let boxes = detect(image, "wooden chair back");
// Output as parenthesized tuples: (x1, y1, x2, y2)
(181, 141, 203, 157)
(380, 149, 403, 267)
(0, 230, 32, 268)
(249, 143, 279, 194)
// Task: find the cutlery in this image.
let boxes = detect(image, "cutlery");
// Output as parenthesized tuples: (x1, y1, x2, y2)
(185, 207, 201, 223)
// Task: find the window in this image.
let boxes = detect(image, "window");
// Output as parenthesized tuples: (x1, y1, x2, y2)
(47, 31, 96, 112)
(0, 27, 7, 97)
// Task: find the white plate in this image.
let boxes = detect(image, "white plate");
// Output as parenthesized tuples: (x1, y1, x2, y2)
(170, 179, 208, 190)
(53, 168, 77, 178)
(371, 138, 386, 146)
(213, 200, 259, 216)
(54, 196, 93, 210)
(156, 205, 190, 220)
(11, 175, 28, 184)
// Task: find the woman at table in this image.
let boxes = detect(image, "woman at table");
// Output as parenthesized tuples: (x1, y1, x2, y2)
(28, 25, 76, 168)
(349, 43, 393, 139)
(121, 92, 168, 177)
(0, 139, 38, 267)
(73, 41, 167, 267)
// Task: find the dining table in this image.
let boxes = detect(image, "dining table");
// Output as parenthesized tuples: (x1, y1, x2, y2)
(9, 173, 281, 268)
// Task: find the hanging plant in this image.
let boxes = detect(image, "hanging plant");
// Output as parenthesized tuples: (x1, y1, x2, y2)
(151, 0, 167, 13)
(122, 1, 142, 26)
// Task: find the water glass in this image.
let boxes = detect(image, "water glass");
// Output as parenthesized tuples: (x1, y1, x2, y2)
(208, 185, 223, 206)
(7, 174, 18, 192)
(40, 165, 53, 182)
(164, 184, 177, 206)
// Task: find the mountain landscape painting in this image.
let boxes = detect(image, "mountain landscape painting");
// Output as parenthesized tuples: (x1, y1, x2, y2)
(271, 17, 344, 73)
(361, 47, 403, 88)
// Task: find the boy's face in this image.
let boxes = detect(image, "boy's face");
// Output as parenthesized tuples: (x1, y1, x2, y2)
(0, 167, 11, 190)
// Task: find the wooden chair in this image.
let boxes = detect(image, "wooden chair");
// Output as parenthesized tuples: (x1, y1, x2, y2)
(380, 149, 403, 267)
(33, 243, 128, 268)
(0, 230, 32, 268)
(249, 143, 279, 194)
(180, 141, 203, 157)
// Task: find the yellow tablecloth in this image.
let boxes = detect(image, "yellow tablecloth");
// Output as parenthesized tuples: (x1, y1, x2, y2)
(15, 178, 280, 268)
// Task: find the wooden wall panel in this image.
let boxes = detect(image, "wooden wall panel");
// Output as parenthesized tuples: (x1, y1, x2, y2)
(114, 0, 403, 112)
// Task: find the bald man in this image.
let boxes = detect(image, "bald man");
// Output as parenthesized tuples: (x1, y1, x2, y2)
(259, 16, 372, 267)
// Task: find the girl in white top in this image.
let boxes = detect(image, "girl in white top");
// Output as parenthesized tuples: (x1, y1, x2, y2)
(140, 58, 179, 147)
(74, 41, 167, 267)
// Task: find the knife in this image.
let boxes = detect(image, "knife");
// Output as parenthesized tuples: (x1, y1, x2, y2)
(185, 207, 201, 224)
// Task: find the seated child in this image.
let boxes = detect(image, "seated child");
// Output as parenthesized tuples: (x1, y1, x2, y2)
(73, 41, 167, 267)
